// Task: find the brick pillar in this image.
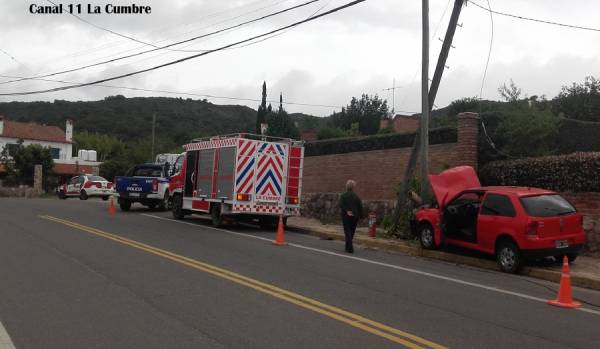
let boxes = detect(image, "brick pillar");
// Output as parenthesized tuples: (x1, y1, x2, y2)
(456, 112, 479, 170)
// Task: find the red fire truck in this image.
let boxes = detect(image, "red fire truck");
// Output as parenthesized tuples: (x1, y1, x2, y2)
(169, 134, 304, 228)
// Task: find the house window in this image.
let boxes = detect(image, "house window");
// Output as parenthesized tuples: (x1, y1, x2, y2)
(50, 148, 61, 159)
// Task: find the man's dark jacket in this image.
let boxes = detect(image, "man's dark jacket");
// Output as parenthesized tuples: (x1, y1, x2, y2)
(339, 190, 363, 219)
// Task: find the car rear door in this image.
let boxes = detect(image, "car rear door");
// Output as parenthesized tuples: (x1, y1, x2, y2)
(478, 193, 518, 253)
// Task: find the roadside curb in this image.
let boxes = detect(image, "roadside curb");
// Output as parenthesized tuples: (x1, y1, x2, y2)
(288, 224, 600, 291)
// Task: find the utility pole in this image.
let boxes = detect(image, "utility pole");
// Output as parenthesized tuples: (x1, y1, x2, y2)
(419, 0, 430, 200)
(391, 0, 464, 232)
(151, 113, 156, 162)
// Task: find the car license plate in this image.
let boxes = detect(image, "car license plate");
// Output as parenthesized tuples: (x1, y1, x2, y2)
(555, 240, 569, 249)
(129, 193, 140, 197)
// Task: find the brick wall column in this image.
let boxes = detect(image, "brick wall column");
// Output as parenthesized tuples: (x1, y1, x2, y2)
(456, 112, 479, 170)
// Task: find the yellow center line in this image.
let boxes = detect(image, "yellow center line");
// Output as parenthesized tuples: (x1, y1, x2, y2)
(40, 215, 447, 349)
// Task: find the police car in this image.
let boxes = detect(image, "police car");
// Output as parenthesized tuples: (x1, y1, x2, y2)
(58, 174, 114, 200)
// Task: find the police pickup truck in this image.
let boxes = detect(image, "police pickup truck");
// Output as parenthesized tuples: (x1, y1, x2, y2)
(114, 163, 170, 211)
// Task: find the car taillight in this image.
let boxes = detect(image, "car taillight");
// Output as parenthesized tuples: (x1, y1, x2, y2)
(152, 178, 158, 192)
(95, 182, 102, 188)
(287, 196, 299, 205)
(107, 182, 113, 189)
(579, 215, 584, 227)
(83, 181, 93, 188)
(236, 193, 251, 201)
(526, 221, 539, 236)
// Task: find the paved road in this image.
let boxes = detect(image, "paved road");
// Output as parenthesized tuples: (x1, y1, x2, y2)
(1, 198, 600, 349)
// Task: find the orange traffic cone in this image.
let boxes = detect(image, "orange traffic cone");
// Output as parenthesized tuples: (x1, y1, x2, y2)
(108, 196, 116, 216)
(272, 216, 288, 246)
(547, 255, 581, 309)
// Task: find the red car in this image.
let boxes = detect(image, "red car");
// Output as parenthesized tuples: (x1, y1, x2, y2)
(413, 166, 586, 273)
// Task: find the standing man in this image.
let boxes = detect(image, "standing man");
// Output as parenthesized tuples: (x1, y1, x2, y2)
(339, 180, 363, 253)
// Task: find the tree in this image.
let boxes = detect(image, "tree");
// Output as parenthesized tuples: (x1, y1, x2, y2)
(552, 76, 600, 121)
(9, 142, 54, 187)
(74, 131, 125, 161)
(498, 79, 522, 103)
(265, 93, 300, 139)
(331, 94, 389, 135)
(256, 81, 268, 133)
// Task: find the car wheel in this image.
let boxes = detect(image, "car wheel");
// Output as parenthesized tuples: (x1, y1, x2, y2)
(58, 191, 67, 200)
(211, 204, 223, 227)
(418, 223, 436, 249)
(119, 199, 131, 212)
(496, 240, 523, 273)
(158, 191, 169, 211)
(79, 190, 88, 200)
(172, 195, 185, 220)
(102, 196, 109, 201)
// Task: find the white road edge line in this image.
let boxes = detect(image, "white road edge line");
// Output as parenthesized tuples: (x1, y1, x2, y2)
(141, 213, 600, 317)
(0, 321, 16, 349)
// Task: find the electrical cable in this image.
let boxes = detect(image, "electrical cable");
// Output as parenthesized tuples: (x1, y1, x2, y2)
(0, 74, 343, 109)
(0, 0, 367, 96)
(475, 0, 515, 159)
(468, 0, 600, 33)
(0, 0, 321, 86)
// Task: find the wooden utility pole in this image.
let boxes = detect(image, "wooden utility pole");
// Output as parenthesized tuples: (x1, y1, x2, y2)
(419, 0, 430, 200)
(391, 0, 465, 232)
(151, 113, 156, 162)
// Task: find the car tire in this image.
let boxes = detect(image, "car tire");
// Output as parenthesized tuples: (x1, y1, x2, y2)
(102, 196, 109, 201)
(158, 191, 169, 211)
(119, 199, 132, 212)
(496, 239, 523, 273)
(58, 191, 67, 200)
(79, 190, 88, 200)
(211, 204, 223, 228)
(418, 223, 436, 249)
(172, 195, 185, 220)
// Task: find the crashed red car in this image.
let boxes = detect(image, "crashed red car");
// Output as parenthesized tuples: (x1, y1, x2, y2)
(413, 166, 586, 273)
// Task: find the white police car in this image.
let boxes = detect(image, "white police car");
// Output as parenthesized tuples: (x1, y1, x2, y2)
(58, 174, 114, 200)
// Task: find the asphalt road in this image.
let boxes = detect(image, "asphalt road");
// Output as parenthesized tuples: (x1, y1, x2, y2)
(1, 198, 600, 349)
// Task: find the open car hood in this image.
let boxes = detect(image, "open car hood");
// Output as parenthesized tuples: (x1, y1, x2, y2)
(428, 166, 481, 208)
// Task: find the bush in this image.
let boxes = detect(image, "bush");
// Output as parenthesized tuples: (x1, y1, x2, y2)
(306, 127, 456, 157)
(479, 152, 600, 192)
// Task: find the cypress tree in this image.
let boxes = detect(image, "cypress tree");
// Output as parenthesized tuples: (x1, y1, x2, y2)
(256, 81, 267, 134)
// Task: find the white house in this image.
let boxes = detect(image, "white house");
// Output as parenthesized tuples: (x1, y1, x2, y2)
(0, 115, 102, 179)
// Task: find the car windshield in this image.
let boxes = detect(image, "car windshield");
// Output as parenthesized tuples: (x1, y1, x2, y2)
(89, 176, 107, 182)
(132, 166, 163, 177)
(520, 195, 576, 217)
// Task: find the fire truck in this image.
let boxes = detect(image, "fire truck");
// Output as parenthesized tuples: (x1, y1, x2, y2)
(169, 134, 304, 228)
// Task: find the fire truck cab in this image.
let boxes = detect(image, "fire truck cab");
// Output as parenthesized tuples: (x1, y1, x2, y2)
(169, 134, 304, 228)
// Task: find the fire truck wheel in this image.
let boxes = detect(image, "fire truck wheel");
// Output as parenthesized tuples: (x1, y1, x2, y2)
(79, 190, 88, 200)
(172, 195, 185, 220)
(259, 216, 277, 230)
(211, 204, 224, 227)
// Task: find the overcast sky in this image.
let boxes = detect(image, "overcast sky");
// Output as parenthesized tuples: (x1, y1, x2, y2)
(1, 0, 599, 116)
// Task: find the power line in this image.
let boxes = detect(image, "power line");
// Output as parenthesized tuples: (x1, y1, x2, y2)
(33, 0, 289, 65)
(475, 0, 515, 159)
(1, 0, 320, 86)
(0, 74, 343, 109)
(468, 0, 600, 32)
(0, 0, 367, 96)
(45, 0, 160, 48)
